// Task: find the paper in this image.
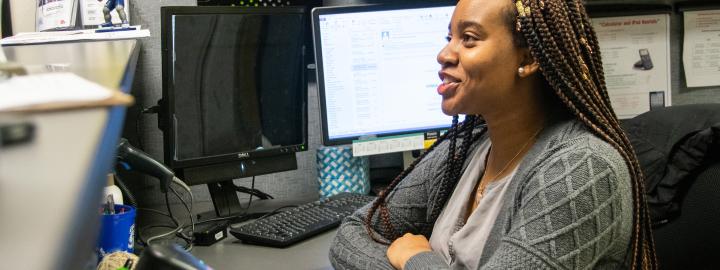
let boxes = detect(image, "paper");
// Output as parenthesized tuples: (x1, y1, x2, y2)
(592, 14, 672, 119)
(683, 10, 720, 88)
(36, 0, 78, 32)
(80, 0, 131, 27)
(352, 134, 424, 157)
(0, 72, 133, 112)
(0, 27, 150, 45)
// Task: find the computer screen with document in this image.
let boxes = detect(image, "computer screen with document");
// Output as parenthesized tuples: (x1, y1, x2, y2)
(312, 2, 456, 145)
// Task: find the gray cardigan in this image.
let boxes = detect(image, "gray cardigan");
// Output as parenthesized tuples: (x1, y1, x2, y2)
(329, 118, 633, 269)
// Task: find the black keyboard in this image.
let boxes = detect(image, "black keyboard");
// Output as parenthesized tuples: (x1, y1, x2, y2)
(229, 192, 376, 247)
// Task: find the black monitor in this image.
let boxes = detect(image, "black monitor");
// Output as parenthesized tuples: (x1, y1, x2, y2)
(311, 2, 456, 146)
(160, 6, 308, 217)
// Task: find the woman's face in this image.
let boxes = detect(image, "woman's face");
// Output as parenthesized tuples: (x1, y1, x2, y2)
(436, 0, 524, 116)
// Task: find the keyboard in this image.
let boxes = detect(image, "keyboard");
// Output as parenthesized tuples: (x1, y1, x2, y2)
(229, 192, 376, 247)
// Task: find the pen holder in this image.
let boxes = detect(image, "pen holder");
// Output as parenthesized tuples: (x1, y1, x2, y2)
(97, 204, 136, 259)
(317, 146, 370, 198)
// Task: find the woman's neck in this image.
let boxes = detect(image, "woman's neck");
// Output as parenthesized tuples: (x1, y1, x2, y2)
(481, 94, 551, 180)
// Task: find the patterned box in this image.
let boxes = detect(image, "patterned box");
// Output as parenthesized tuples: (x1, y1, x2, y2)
(316, 146, 370, 198)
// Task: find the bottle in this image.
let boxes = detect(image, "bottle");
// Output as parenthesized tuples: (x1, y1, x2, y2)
(103, 173, 124, 205)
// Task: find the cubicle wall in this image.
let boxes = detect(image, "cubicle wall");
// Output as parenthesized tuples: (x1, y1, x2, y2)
(123, 0, 720, 215)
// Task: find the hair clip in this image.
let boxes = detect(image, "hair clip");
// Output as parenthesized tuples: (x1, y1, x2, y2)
(579, 59, 592, 81)
(580, 37, 593, 54)
(516, 0, 528, 17)
(582, 73, 590, 82)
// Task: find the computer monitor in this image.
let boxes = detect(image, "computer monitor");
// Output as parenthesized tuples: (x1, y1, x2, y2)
(160, 6, 308, 217)
(312, 2, 455, 146)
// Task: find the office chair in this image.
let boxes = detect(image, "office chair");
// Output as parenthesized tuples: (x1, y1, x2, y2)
(621, 104, 720, 269)
(652, 157, 720, 269)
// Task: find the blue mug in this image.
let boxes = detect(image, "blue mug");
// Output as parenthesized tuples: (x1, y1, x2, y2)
(97, 204, 136, 258)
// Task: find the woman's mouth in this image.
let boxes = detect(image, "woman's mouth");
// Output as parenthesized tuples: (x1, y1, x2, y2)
(437, 78, 460, 96)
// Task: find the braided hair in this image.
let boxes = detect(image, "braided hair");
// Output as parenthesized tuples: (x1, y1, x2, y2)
(365, 114, 487, 244)
(512, 0, 656, 269)
(365, 0, 657, 269)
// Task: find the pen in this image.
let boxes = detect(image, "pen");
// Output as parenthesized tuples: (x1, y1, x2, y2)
(116, 258, 133, 270)
(104, 194, 115, 215)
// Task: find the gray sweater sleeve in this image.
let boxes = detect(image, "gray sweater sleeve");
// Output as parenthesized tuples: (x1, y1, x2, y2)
(329, 140, 451, 270)
(403, 136, 633, 270)
(479, 137, 632, 269)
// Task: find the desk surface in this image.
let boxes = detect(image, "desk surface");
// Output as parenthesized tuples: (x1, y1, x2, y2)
(193, 229, 336, 270)
(190, 196, 336, 270)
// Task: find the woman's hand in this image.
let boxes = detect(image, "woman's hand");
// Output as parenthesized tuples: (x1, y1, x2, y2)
(387, 233, 432, 270)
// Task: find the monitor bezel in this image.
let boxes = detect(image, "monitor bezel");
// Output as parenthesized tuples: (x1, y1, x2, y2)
(311, 2, 456, 146)
(161, 6, 309, 169)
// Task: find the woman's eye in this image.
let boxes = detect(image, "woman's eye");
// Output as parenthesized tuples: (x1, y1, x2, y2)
(462, 34, 478, 43)
(445, 35, 452, 42)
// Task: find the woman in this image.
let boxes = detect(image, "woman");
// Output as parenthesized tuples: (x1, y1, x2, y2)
(329, 0, 657, 269)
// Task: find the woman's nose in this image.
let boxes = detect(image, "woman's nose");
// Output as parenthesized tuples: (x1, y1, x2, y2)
(437, 42, 458, 67)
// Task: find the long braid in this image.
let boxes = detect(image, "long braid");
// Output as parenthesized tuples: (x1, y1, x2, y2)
(365, 115, 486, 243)
(514, 0, 657, 269)
(429, 115, 485, 222)
(363, 118, 456, 244)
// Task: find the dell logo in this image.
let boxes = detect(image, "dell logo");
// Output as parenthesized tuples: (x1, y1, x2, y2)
(237, 152, 249, 158)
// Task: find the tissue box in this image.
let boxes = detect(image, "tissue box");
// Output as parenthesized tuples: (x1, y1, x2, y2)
(316, 146, 370, 198)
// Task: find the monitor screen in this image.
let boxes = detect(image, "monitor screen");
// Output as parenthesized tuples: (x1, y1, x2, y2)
(161, 6, 308, 171)
(312, 3, 455, 145)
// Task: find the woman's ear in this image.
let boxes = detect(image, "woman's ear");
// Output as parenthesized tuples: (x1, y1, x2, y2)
(518, 48, 540, 78)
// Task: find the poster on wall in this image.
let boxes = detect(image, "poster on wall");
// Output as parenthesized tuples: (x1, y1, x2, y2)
(79, 0, 131, 27)
(36, 0, 78, 31)
(592, 14, 672, 119)
(682, 9, 720, 88)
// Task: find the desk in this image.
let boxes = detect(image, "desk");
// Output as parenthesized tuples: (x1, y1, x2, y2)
(191, 197, 336, 270)
(193, 229, 336, 270)
(0, 40, 139, 270)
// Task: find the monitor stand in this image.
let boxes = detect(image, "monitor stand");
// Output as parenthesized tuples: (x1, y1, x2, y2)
(207, 180, 245, 218)
(195, 180, 271, 224)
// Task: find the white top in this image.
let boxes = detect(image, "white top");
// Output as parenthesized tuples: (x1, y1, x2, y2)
(429, 141, 519, 269)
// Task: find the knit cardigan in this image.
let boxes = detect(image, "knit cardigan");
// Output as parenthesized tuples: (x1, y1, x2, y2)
(329, 118, 633, 269)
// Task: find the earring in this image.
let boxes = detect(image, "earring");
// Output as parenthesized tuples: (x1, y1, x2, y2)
(518, 67, 525, 76)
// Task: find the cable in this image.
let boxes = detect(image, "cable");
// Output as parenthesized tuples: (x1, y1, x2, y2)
(134, 105, 160, 150)
(172, 176, 195, 250)
(144, 176, 195, 252)
(170, 185, 193, 241)
(172, 177, 194, 234)
(233, 176, 274, 200)
(137, 224, 176, 246)
(170, 186, 191, 219)
(243, 176, 255, 214)
(146, 194, 186, 248)
(164, 190, 176, 225)
(137, 207, 174, 221)
(113, 173, 138, 207)
(135, 106, 144, 150)
(135, 208, 175, 246)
